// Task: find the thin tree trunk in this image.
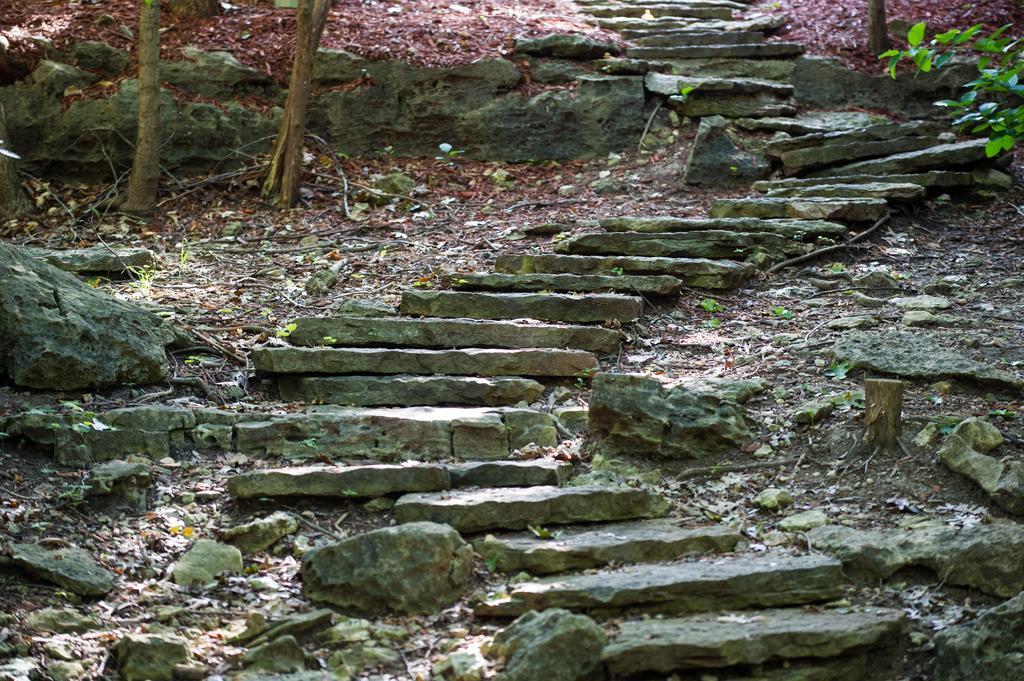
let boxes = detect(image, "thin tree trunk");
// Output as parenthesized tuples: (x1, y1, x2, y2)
(121, 0, 162, 215)
(868, 0, 889, 54)
(0, 104, 32, 220)
(262, 0, 331, 209)
(863, 378, 903, 451)
(168, 0, 218, 19)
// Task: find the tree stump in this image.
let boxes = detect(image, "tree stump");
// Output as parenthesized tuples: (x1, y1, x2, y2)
(863, 378, 904, 451)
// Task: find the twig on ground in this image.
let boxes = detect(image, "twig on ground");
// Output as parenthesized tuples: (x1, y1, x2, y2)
(767, 213, 891, 274)
(677, 457, 799, 481)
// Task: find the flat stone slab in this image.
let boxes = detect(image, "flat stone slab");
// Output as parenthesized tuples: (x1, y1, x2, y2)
(440, 272, 684, 296)
(276, 375, 545, 407)
(10, 543, 117, 596)
(285, 316, 622, 353)
(780, 137, 941, 174)
(494, 254, 753, 289)
(831, 330, 1023, 390)
(608, 14, 787, 34)
(765, 182, 927, 201)
(226, 464, 452, 499)
(765, 121, 944, 156)
(400, 290, 645, 323)
(477, 553, 843, 616)
(734, 111, 891, 136)
(628, 43, 804, 60)
(645, 73, 793, 97)
(234, 406, 558, 461)
(582, 3, 737, 20)
(814, 139, 990, 177)
(34, 246, 156, 275)
(598, 216, 848, 239)
(668, 92, 797, 119)
(554, 231, 808, 259)
(603, 607, 907, 676)
(754, 170, 975, 191)
(395, 486, 668, 533)
(447, 460, 572, 488)
(252, 347, 598, 378)
(475, 520, 742, 574)
(709, 197, 889, 222)
(808, 520, 1024, 598)
(631, 29, 765, 47)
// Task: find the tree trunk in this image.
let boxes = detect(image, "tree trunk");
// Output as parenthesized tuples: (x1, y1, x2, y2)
(121, 0, 162, 215)
(0, 104, 33, 220)
(868, 0, 889, 54)
(168, 0, 218, 19)
(261, 0, 331, 209)
(863, 378, 903, 451)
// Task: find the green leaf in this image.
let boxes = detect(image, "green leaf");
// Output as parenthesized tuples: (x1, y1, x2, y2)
(878, 49, 900, 58)
(908, 22, 927, 47)
(985, 135, 1010, 157)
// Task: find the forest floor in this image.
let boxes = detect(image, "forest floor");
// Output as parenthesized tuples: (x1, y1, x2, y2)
(1, 131, 1024, 680)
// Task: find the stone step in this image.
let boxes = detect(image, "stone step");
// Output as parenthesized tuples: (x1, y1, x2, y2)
(610, 14, 786, 35)
(475, 553, 844, 616)
(394, 485, 668, 533)
(475, 520, 742, 574)
(276, 375, 545, 407)
(440, 272, 683, 296)
(764, 182, 927, 201)
(645, 72, 792, 96)
(630, 30, 764, 47)
(628, 42, 804, 60)
(582, 4, 737, 20)
(778, 136, 946, 175)
(235, 406, 559, 461)
(494, 254, 753, 289)
(33, 246, 156, 275)
(252, 347, 598, 378)
(447, 460, 572, 488)
(764, 120, 944, 156)
(810, 139, 990, 178)
(227, 463, 451, 499)
(284, 316, 623, 353)
(598, 216, 847, 239)
(668, 92, 797, 119)
(226, 459, 571, 500)
(553, 230, 808, 260)
(733, 111, 891, 136)
(709, 197, 889, 222)
(602, 607, 908, 678)
(644, 56, 797, 81)
(400, 290, 645, 324)
(753, 170, 976, 192)
(576, 0, 747, 6)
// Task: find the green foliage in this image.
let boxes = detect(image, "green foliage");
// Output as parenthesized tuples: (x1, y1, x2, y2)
(528, 524, 562, 539)
(275, 322, 298, 338)
(698, 298, 723, 313)
(824, 360, 852, 380)
(882, 22, 1024, 156)
(770, 306, 795, 320)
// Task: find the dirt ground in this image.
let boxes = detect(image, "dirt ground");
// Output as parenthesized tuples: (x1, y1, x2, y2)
(1, 127, 1023, 679)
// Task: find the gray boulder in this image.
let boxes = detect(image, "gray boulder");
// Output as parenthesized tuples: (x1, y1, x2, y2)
(302, 522, 473, 614)
(683, 115, 770, 187)
(86, 460, 152, 512)
(486, 609, 606, 681)
(221, 512, 300, 553)
(116, 633, 190, 681)
(588, 373, 758, 460)
(70, 41, 129, 76)
(934, 591, 1024, 681)
(0, 242, 173, 390)
(10, 543, 116, 596)
(171, 539, 243, 586)
(939, 418, 1023, 515)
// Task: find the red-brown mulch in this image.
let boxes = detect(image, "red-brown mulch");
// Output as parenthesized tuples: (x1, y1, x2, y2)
(765, 0, 1024, 73)
(0, 0, 614, 84)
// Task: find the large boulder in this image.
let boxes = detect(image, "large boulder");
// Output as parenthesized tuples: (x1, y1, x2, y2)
(302, 522, 473, 614)
(486, 609, 606, 681)
(0, 242, 173, 390)
(587, 373, 761, 460)
(939, 418, 1023, 515)
(934, 591, 1024, 681)
(10, 542, 117, 596)
(683, 115, 770, 187)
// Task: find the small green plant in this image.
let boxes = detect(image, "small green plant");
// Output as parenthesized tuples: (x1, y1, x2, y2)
(828, 263, 847, 273)
(771, 306, 795, 320)
(676, 83, 696, 101)
(484, 555, 500, 571)
(321, 336, 338, 346)
(276, 323, 298, 338)
(178, 238, 191, 269)
(610, 267, 624, 276)
(126, 265, 157, 293)
(824, 360, 853, 380)
(435, 142, 464, 161)
(699, 298, 724, 313)
(528, 524, 562, 539)
(882, 22, 1024, 156)
(702, 318, 721, 329)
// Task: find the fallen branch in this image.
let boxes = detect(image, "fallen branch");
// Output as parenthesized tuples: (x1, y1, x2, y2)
(676, 457, 799, 481)
(767, 212, 891, 274)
